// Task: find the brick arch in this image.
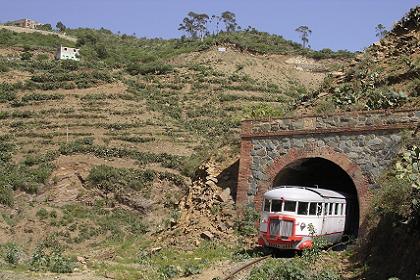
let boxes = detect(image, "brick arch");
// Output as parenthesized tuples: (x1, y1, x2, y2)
(254, 146, 369, 225)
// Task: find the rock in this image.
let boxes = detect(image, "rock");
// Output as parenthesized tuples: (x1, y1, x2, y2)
(331, 71, 345, 77)
(150, 247, 162, 254)
(317, 92, 329, 98)
(115, 192, 153, 213)
(217, 188, 232, 203)
(200, 231, 214, 240)
(218, 223, 228, 232)
(205, 180, 218, 190)
(206, 176, 218, 183)
(169, 218, 177, 227)
(76, 256, 86, 264)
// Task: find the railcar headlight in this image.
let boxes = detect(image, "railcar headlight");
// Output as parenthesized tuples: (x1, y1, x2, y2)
(300, 222, 306, 230)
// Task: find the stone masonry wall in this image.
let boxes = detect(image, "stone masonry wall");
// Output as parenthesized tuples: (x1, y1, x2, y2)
(237, 108, 420, 222)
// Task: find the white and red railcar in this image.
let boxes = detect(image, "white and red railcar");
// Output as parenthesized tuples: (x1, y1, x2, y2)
(258, 186, 347, 250)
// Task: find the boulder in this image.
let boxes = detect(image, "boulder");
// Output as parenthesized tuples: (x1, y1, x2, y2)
(200, 231, 214, 240)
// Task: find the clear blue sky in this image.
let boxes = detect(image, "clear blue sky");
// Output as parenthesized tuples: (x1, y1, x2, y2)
(1, 0, 418, 51)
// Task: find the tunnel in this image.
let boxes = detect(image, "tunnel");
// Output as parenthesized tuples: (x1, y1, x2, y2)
(272, 157, 360, 236)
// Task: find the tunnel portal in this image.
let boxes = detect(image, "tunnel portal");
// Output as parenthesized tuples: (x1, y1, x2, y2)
(273, 157, 360, 236)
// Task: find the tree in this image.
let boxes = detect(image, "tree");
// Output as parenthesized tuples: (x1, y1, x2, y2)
(375, 24, 388, 39)
(221, 11, 238, 32)
(178, 12, 209, 40)
(295, 25, 312, 48)
(36, 24, 53, 31)
(56, 21, 66, 33)
(210, 15, 222, 35)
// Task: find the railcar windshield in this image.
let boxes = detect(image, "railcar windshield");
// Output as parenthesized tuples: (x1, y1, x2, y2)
(283, 201, 297, 212)
(271, 200, 283, 212)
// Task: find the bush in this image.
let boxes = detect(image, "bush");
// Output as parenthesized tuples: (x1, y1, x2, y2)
(48, 252, 74, 273)
(3, 243, 20, 265)
(249, 258, 341, 280)
(21, 51, 33, 61)
(365, 90, 407, 110)
(31, 245, 74, 273)
(127, 61, 173, 75)
(22, 92, 64, 102)
(88, 165, 156, 195)
(236, 206, 259, 236)
(36, 208, 49, 220)
(0, 185, 13, 206)
(0, 83, 17, 102)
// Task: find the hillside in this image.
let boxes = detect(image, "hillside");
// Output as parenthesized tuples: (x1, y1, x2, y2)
(298, 6, 420, 114)
(0, 7, 418, 280)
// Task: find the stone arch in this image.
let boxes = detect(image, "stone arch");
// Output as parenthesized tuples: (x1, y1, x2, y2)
(254, 146, 369, 230)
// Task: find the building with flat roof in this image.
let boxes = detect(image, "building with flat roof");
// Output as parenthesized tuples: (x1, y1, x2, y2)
(56, 46, 80, 61)
(5, 19, 42, 29)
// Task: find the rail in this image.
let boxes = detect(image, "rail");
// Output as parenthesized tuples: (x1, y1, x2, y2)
(222, 255, 271, 280)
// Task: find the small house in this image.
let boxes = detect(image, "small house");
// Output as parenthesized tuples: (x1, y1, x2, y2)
(56, 45, 80, 61)
(5, 18, 42, 29)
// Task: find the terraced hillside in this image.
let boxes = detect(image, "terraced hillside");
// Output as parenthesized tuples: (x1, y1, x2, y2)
(0, 6, 418, 280)
(0, 27, 355, 279)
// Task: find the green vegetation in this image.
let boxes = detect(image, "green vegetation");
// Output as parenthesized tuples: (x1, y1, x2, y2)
(249, 258, 340, 280)
(30, 238, 74, 273)
(235, 206, 259, 236)
(357, 141, 420, 280)
(0, 29, 73, 48)
(59, 139, 183, 169)
(96, 241, 232, 280)
(2, 243, 20, 265)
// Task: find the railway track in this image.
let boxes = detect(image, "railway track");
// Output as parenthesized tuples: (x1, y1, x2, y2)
(221, 255, 271, 280)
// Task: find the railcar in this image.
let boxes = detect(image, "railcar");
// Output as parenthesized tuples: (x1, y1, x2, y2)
(258, 186, 348, 250)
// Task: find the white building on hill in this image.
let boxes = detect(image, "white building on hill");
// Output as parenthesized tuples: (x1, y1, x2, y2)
(56, 45, 80, 61)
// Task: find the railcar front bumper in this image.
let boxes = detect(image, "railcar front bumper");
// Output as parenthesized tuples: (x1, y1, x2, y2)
(258, 234, 303, 250)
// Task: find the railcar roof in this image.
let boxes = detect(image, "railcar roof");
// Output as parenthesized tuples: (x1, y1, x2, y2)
(264, 185, 346, 201)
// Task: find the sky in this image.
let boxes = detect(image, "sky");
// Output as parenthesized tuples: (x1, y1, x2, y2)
(1, 0, 419, 51)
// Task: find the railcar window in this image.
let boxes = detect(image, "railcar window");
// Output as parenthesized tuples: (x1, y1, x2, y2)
(335, 203, 339, 215)
(324, 203, 328, 215)
(271, 200, 282, 212)
(317, 203, 323, 216)
(337, 203, 341, 215)
(264, 199, 270, 212)
(297, 202, 309, 215)
(342, 204, 346, 215)
(329, 203, 334, 215)
(283, 201, 296, 212)
(309, 203, 317, 215)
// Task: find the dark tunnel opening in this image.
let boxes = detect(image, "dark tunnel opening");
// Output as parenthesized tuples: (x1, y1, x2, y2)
(273, 157, 360, 236)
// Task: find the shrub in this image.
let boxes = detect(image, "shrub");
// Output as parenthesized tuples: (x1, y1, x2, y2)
(0, 185, 13, 206)
(127, 61, 173, 75)
(36, 208, 49, 220)
(0, 83, 17, 102)
(0, 136, 14, 163)
(365, 90, 407, 110)
(60, 60, 79, 71)
(236, 206, 259, 236)
(88, 165, 156, 195)
(22, 92, 64, 102)
(0, 62, 9, 72)
(3, 243, 20, 265)
(249, 258, 341, 280)
(332, 84, 359, 106)
(48, 252, 74, 273)
(21, 51, 33, 61)
(30, 246, 74, 273)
